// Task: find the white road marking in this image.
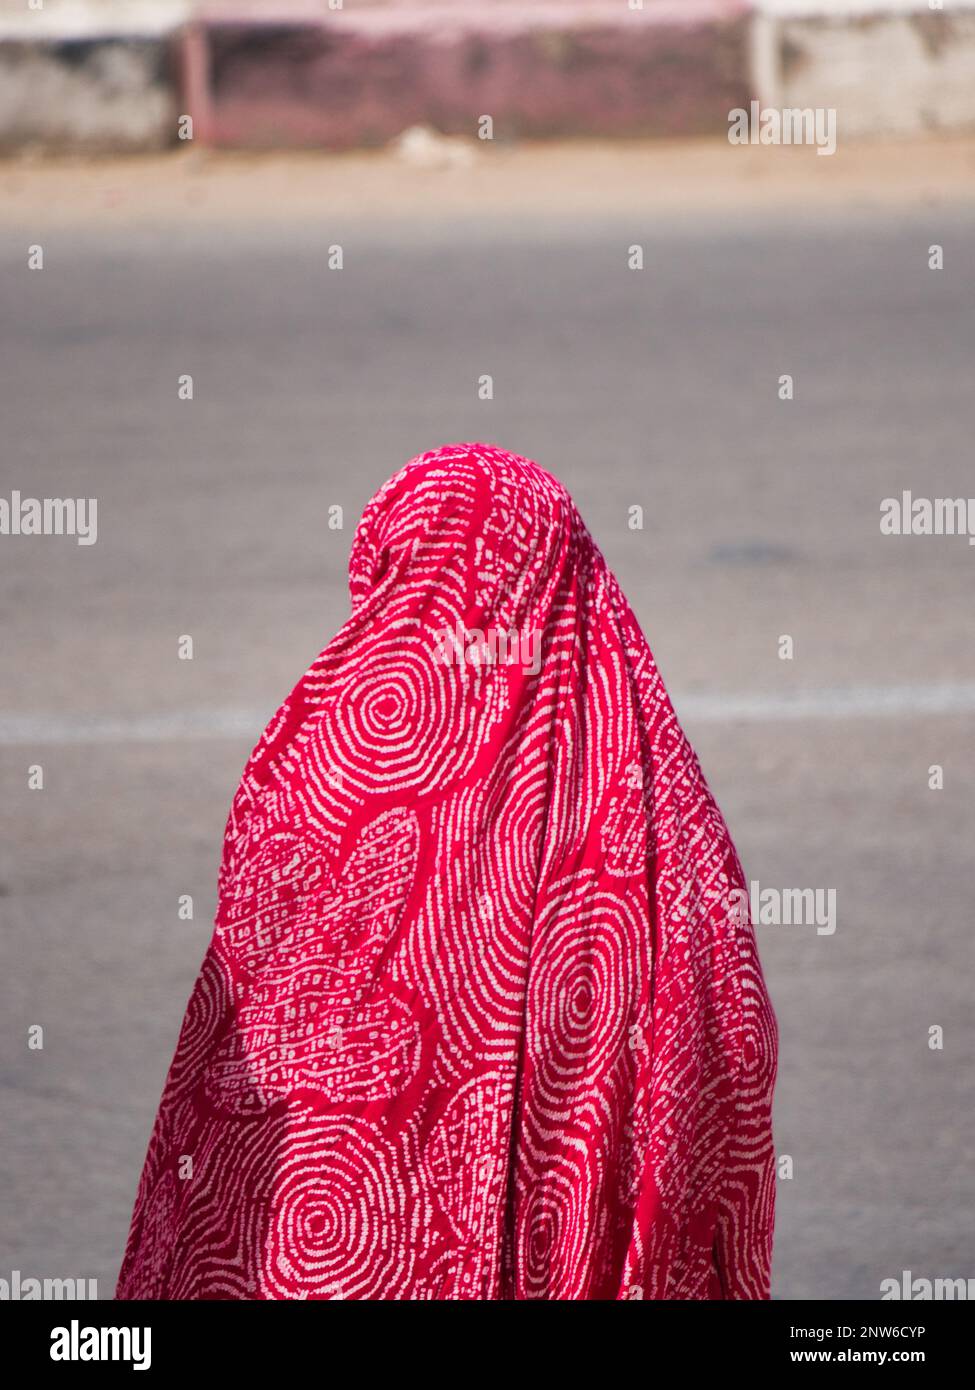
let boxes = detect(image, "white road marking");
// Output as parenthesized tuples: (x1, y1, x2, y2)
(680, 682, 975, 723)
(0, 709, 263, 746)
(1, 683, 974, 746)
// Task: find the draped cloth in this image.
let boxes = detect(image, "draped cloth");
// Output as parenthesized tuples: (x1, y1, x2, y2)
(116, 443, 777, 1301)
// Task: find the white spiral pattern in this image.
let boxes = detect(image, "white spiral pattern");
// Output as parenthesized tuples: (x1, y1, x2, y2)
(262, 1117, 420, 1301)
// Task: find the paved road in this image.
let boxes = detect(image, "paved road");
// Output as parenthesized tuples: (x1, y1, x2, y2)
(1, 155, 973, 1300)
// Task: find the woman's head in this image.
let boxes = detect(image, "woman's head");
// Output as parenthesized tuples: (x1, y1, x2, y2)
(347, 442, 593, 639)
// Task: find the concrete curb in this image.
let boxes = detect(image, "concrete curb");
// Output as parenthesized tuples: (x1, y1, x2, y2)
(752, 0, 975, 139)
(0, 2, 188, 153)
(1, 0, 974, 152)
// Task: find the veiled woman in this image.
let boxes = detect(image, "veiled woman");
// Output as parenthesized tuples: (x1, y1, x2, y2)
(116, 443, 777, 1301)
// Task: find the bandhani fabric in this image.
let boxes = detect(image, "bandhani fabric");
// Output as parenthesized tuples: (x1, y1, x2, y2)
(116, 442, 777, 1301)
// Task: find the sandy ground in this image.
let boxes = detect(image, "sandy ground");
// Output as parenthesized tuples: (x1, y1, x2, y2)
(1, 136, 973, 1301)
(2, 132, 975, 231)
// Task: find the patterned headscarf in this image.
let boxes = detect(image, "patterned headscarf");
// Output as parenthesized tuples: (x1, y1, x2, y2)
(116, 442, 777, 1300)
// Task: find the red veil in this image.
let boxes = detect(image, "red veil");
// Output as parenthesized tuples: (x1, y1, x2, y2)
(116, 443, 777, 1300)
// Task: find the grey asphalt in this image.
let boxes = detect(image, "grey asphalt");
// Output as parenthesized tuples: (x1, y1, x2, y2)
(1, 187, 973, 1301)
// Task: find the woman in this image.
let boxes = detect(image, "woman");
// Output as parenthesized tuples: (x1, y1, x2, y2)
(116, 442, 777, 1300)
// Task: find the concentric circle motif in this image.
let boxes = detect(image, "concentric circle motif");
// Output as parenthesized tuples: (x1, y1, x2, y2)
(325, 637, 484, 797)
(517, 1151, 595, 1300)
(261, 1117, 423, 1300)
(526, 881, 648, 1107)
